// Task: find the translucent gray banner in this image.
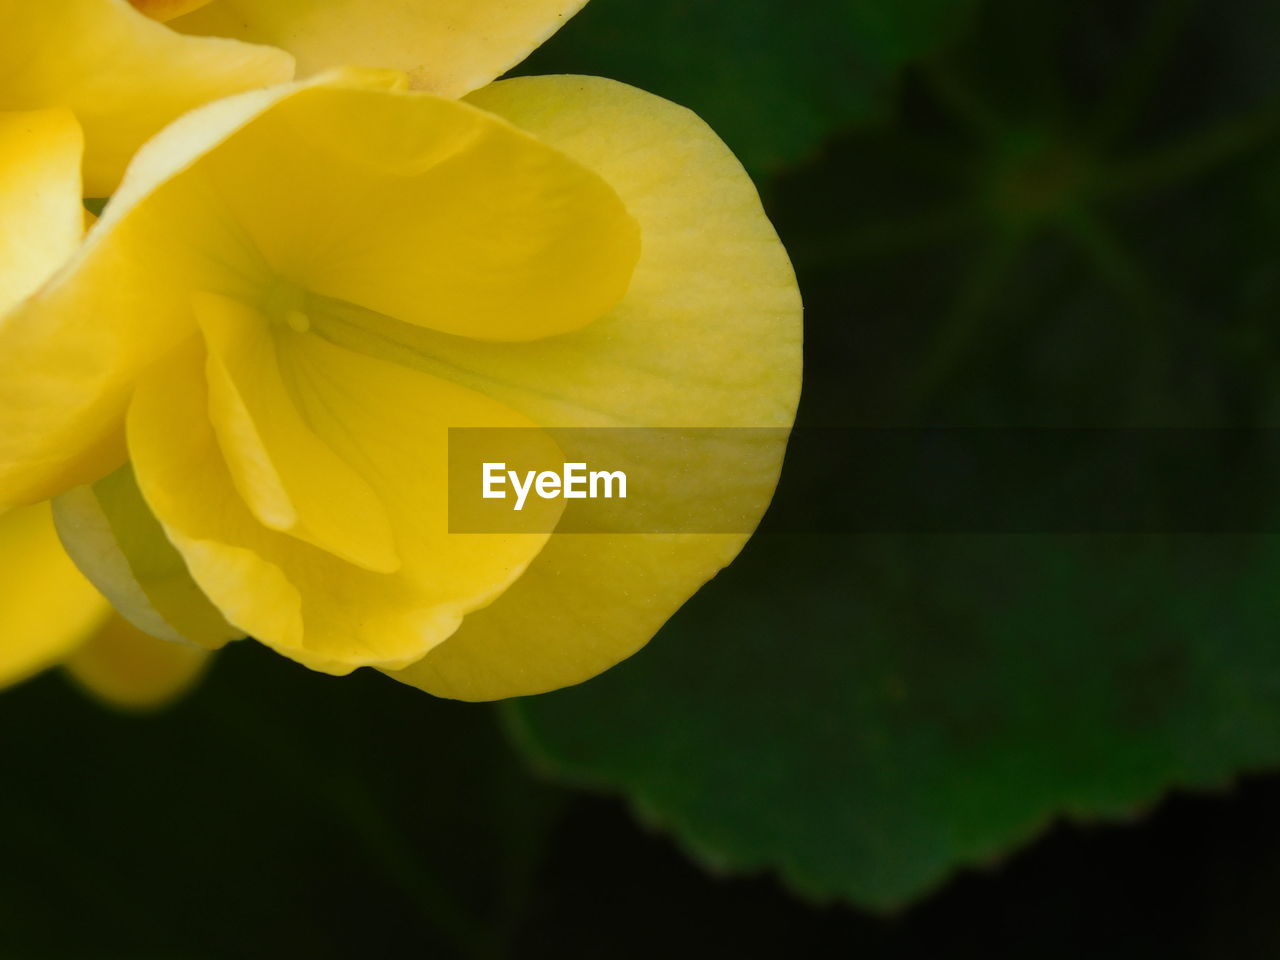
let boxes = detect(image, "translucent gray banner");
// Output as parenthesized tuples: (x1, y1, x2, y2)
(449, 428, 1280, 534)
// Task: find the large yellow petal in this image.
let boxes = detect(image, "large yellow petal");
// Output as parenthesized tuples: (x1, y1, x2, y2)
(185, 84, 639, 340)
(64, 614, 210, 710)
(0, 0, 294, 196)
(363, 77, 803, 700)
(171, 0, 588, 96)
(127, 338, 562, 674)
(0, 71, 400, 508)
(0, 502, 110, 689)
(0, 73, 634, 508)
(0, 109, 83, 315)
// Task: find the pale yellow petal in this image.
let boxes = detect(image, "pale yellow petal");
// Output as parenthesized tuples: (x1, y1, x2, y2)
(0, 0, 294, 196)
(186, 84, 638, 341)
(128, 340, 562, 674)
(0, 109, 83, 315)
(196, 293, 399, 573)
(0, 502, 111, 689)
(0, 71, 401, 508)
(53, 466, 242, 649)
(368, 77, 803, 700)
(64, 614, 210, 710)
(172, 0, 588, 96)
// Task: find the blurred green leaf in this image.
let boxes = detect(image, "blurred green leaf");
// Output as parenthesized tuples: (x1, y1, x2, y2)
(515, 0, 982, 176)
(507, 533, 1280, 909)
(507, 0, 1280, 911)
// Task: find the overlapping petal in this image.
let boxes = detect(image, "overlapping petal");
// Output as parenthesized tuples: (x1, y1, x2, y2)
(128, 338, 562, 673)
(0, 72, 637, 507)
(0, 0, 293, 196)
(53, 466, 240, 649)
(359, 77, 805, 700)
(0, 72, 389, 507)
(170, 0, 588, 96)
(3, 60, 797, 699)
(184, 84, 639, 340)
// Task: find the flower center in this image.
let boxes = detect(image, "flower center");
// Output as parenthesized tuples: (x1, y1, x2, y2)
(262, 278, 312, 334)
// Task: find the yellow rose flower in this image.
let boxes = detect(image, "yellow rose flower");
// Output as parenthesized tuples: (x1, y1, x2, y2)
(1, 66, 801, 700)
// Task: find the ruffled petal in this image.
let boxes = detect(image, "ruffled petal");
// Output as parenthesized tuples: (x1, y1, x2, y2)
(0, 70, 400, 507)
(370, 77, 804, 700)
(171, 0, 588, 96)
(183, 83, 639, 340)
(0, 72, 634, 507)
(127, 337, 562, 674)
(197, 294, 398, 573)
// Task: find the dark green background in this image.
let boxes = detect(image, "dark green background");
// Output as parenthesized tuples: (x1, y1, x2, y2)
(8, 0, 1280, 954)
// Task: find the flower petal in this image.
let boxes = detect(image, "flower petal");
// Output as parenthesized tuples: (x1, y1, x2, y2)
(185, 84, 639, 341)
(171, 0, 588, 96)
(0, 0, 294, 196)
(0, 75, 634, 508)
(365, 77, 804, 700)
(64, 614, 210, 710)
(127, 339, 563, 674)
(0, 503, 110, 689)
(0, 71, 400, 508)
(53, 466, 241, 649)
(0, 109, 83, 315)
(197, 293, 398, 574)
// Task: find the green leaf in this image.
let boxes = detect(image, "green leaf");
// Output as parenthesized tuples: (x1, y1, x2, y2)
(506, 0, 1280, 910)
(513, 0, 981, 176)
(507, 532, 1280, 909)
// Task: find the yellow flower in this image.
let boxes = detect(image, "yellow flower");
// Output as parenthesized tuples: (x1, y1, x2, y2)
(0, 66, 801, 700)
(0, 0, 597, 704)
